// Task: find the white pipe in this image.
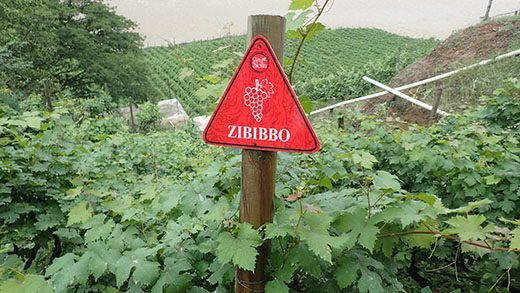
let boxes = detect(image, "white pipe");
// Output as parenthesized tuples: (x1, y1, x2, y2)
(309, 48, 520, 116)
(309, 91, 386, 115)
(363, 76, 450, 116)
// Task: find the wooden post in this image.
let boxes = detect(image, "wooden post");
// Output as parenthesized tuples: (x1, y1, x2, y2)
(235, 15, 284, 293)
(483, 0, 493, 20)
(429, 87, 443, 122)
(43, 79, 53, 111)
(129, 98, 136, 132)
(395, 47, 401, 71)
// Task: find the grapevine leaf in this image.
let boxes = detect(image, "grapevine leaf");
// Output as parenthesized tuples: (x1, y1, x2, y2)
(335, 208, 379, 252)
(373, 171, 400, 191)
(289, 0, 315, 10)
(403, 221, 437, 249)
(461, 241, 489, 257)
(84, 219, 115, 243)
(319, 176, 332, 189)
(484, 175, 501, 185)
(373, 200, 434, 228)
(25, 116, 43, 130)
(305, 22, 325, 41)
(298, 212, 347, 262)
(133, 261, 160, 285)
(265, 278, 290, 293)
(46, 253, 77, 292)
(358, 225, 380, 253)
(0, 274, 53, 293)
(115, 255, 134, 288)
(357, 268, 384, 293)
(67, 201, 93, 226)
(351, 150, 378, 169)
(287, 245, 322, 278)
(152, 258, 192, 293)
(216, 223, 262, 272)
(285, 10, 313, 31)
(35, 210, 62, 231)
(334, 263, 358, 289)
(511, 228, 520, 250)
(298, 96, 313, 114)
(447, 199, 492, 214)
(264, 223, 294, 239)
(445, 215, 494, 241)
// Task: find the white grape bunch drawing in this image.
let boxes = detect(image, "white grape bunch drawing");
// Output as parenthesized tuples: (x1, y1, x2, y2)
(243, 79, 274, 122)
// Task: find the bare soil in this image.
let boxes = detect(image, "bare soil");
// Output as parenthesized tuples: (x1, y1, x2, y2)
(365, 18, 520, 124)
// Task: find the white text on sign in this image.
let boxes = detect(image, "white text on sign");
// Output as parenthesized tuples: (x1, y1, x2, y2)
(228, 125, 290, 142)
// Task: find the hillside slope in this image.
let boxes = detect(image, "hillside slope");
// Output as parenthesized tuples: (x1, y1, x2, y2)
(378, 16, 520, 123)
(143, 28, 437, 114)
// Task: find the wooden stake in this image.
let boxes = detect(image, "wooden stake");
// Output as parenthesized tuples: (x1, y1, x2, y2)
(129, 98, 136, 132)
(483, 0, 494, 20)
(429, 87, 443, 122)
(43, 79, 53, 111)
(235, 15, 285, 293)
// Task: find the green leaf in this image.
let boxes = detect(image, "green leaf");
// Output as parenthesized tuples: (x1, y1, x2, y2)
(447, 199, 492, 214)
(445, 215, 494, 242)
(298, 212, 347, 262)
(484, 175, 501, 185)
(289, 0, 315, 10)
(335, 263, 358, 289)
(115, 255, 134, 288)
(67, 201, 93, 226)
(35, 211, 62, 231)
(25, 116, 44, 130)
(335, 208, 379, 252)
(0, 274, 53, 293)
(133, 261, 160, 285)
(46, 253, 77, 292)
(264, 223, 294, 239)
(305, 22, 325, 41)
(404, 222, 437, 249)
(374, 200, 434, 228)
(85, 219, 115, 243)
(511, 228, 520, 250)
(298, 96, 313, 114)
(357, 268, 384, 293)
(216, 223, 262, 272)
(319, 176, 332, 189)
(351, 151, 378, 169)
(152, 258, 192, 293)
(285, 10, 313, 31)
(265, 278, 289, 293)
(139, 184, 157, 202)
(373, 171, 400, 191)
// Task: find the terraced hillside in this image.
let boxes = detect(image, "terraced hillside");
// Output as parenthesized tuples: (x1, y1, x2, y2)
(143, 28, 438, 114)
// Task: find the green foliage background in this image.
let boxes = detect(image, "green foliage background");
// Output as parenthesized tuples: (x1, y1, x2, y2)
(0, 79, 519, 292)
(143, 28, 437, 115)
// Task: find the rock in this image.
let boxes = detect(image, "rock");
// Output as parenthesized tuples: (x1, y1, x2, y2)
(158, 99, 189, 128)
(193, 115, 210, 131)
(117, 99, 190, 129)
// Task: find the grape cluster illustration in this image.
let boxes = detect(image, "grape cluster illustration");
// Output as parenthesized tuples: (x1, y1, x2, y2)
(243, 79, 275, 122)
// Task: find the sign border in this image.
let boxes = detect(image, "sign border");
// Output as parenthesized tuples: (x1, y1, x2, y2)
(203, 35, 320, 154)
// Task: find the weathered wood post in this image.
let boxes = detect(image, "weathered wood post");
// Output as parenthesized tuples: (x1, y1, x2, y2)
(43, 79, 53, 111)
(235, 15, 285, 293)
(429, 86, 443, 123)
(483, 0, 494, 20)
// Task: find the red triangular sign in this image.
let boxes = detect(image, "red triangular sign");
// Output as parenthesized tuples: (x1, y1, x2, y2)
(203, 35, 320, 154)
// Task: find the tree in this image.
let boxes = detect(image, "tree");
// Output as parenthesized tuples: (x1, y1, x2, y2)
(0, 0, 155, 103)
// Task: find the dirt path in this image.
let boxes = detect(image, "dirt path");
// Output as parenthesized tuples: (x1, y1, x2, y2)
(107, 0, 519, 46)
